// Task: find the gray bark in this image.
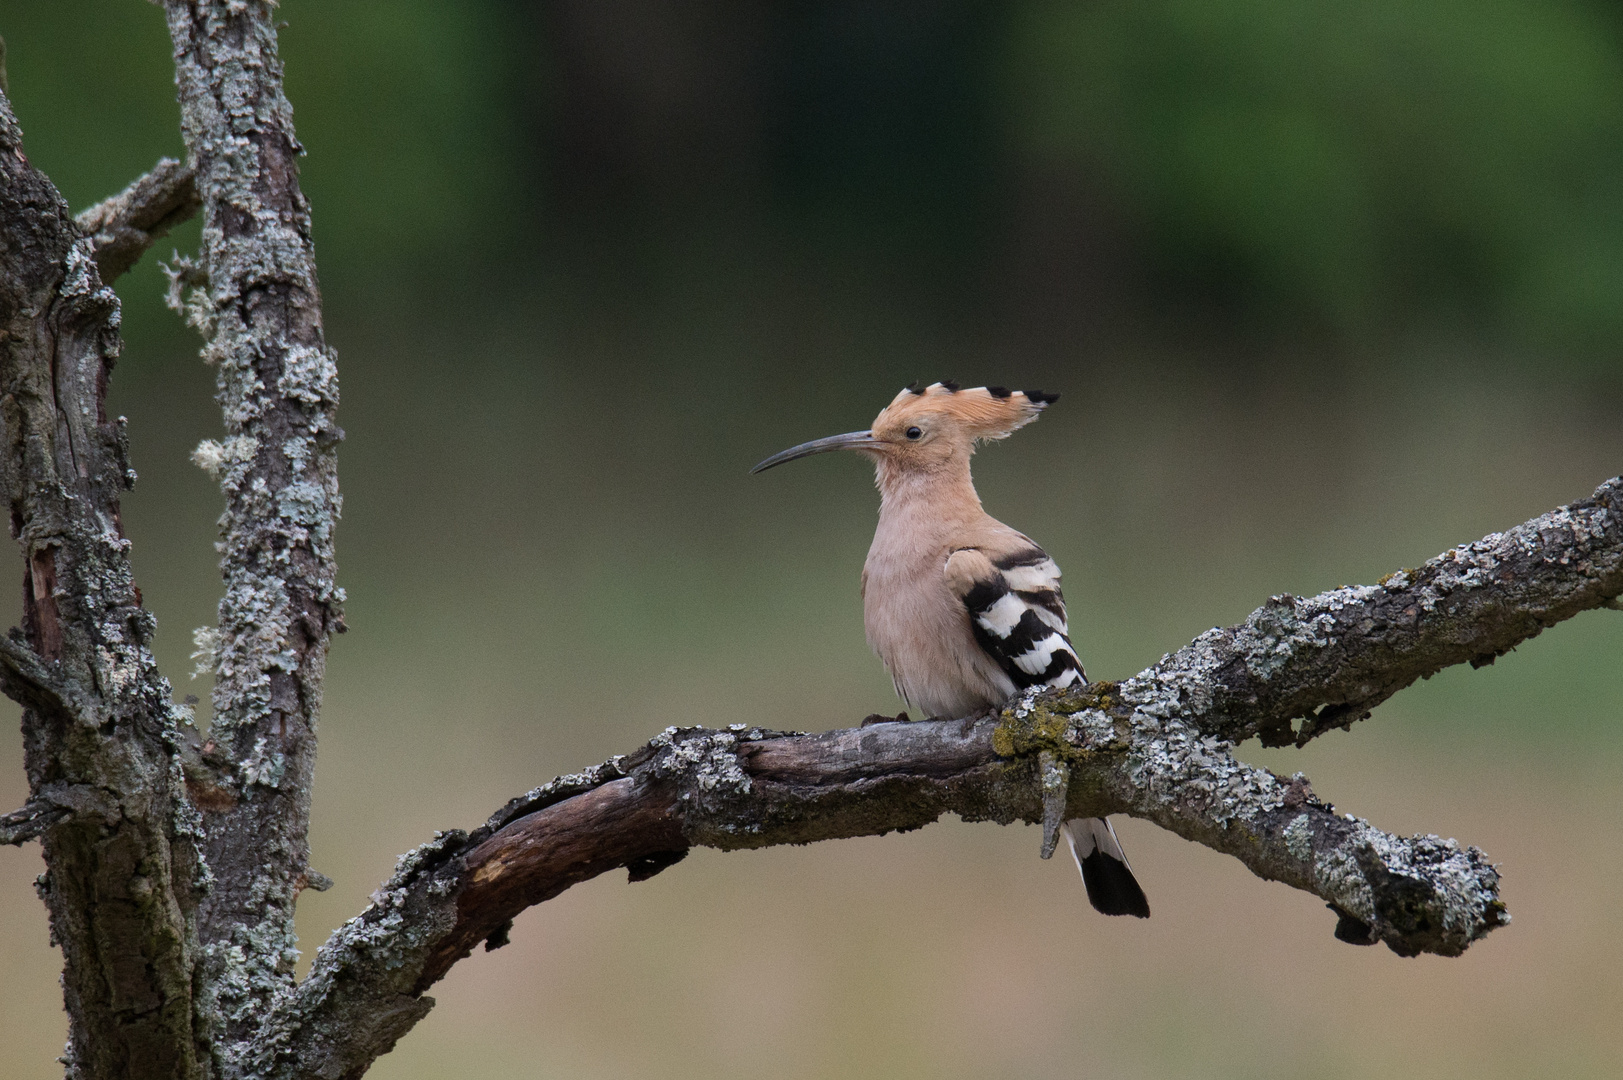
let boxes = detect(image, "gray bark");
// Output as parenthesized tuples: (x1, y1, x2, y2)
(0, 3, 1620, 1079)
(159, 0, 344, 1069)
(75, 159, 200, 285)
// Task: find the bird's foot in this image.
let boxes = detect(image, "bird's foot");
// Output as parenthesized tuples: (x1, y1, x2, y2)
(860, 711, 912, 727)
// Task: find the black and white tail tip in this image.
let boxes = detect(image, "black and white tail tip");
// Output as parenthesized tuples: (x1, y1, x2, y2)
(1063, 817, 1150, 918)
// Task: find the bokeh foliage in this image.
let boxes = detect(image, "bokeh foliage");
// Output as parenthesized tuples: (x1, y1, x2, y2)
(7, 0, 1623, 361)
(1014, 0, 1623, 350)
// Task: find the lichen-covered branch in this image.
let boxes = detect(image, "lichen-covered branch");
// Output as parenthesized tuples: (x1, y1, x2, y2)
(252, 478, 1619, 1080)
(996, 686, 1504, 955)
(0, 89, 205, 1080)
(75, 157, 200, 283)
(1149, 477, 1623, 748)
(258, 715, 1481, 1080)
(161, 0, 343, 1062)
(0, 632, 82, 717)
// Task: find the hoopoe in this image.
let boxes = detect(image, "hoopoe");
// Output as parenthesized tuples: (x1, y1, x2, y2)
(753, 381, 1150, 918)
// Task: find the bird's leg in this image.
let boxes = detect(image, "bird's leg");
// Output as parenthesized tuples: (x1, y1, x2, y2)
(1038, 749, 1069, 859)
(859, 711, 912, 727)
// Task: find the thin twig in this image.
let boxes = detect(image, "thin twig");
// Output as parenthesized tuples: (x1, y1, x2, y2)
(75, 158, 200, 282)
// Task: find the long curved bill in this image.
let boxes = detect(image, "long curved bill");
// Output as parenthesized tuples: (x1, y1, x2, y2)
(750, 430, 880, 474)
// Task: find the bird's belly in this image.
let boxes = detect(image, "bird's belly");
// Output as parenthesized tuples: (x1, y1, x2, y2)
(863, 566, 1015, 719)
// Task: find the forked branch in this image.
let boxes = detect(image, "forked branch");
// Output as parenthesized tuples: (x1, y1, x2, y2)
(249, 477, 1621, 1080)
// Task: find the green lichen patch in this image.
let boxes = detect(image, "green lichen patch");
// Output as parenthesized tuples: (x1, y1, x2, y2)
(991, 682, 1129, 762)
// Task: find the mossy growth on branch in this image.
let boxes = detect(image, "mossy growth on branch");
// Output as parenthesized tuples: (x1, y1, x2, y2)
(991, 680, 1130, 762)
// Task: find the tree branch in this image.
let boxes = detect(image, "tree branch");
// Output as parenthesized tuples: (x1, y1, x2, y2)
(161, 0, 344, 1059)
(0, 632, 82, 719)
(75, 158, 200, 283)
(0, 782, 123, 846)
(247, 476, 1620, 1080)
(0, 797, 69, 845)
(1141, 476, 1623, 748)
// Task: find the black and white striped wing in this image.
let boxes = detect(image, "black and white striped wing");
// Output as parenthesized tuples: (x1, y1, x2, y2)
(949, 546, 1086, 691)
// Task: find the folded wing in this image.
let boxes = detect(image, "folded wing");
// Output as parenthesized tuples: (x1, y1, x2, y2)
(945, 545, 1086, 690)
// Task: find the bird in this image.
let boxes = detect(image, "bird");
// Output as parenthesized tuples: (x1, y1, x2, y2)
(752, 381, 1150, 918)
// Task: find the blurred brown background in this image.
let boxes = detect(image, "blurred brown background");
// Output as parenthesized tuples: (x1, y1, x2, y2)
(2, 1, 1621, 1077)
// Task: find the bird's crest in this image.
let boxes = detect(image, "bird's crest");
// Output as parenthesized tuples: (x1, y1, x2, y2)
(876, 382, 1058, 443)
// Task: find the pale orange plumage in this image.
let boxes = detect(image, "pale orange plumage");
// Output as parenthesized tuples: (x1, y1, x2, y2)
(753, 382, 1150, 917)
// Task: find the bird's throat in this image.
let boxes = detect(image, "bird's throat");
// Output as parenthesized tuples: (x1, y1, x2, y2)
(874, 456, 983, 526)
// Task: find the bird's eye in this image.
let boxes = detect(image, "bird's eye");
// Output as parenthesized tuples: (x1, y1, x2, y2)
(906, 426, 923, 440)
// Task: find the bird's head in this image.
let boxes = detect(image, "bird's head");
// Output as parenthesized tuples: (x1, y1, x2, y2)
(751, 382, 1058, 476)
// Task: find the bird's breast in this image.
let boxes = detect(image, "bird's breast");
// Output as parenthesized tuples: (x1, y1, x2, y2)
(861, 534, 1014, 719)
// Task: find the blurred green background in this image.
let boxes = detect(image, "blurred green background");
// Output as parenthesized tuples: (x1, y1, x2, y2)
(2, 2, 1621, 1077)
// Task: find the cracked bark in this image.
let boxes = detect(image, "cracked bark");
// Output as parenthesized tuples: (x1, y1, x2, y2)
(0, 90, 204, 1080)
(1, 3, 1621, 1078)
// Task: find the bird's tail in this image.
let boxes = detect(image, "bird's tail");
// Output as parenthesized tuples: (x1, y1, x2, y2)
(1062, 817, 1150, 918)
